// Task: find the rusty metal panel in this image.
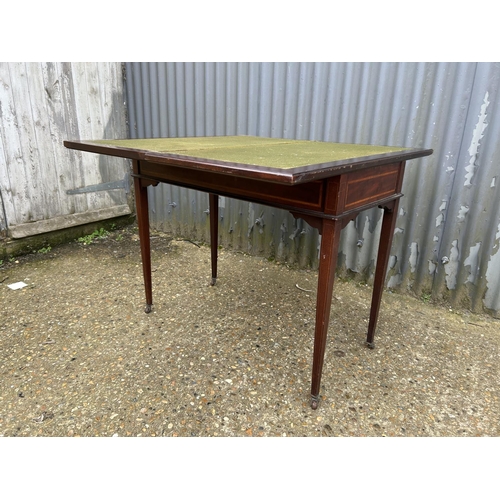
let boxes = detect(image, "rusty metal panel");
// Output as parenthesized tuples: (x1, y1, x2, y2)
(125, 62, 500, 316)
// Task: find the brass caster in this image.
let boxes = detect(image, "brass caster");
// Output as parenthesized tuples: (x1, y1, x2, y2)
(310, 395, 320, 410)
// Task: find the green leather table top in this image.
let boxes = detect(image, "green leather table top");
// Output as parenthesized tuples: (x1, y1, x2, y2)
(92, 136, 411, 170)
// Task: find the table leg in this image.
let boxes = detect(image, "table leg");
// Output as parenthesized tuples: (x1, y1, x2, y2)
(133, 176, 153, 313)
(310, 218, 342, 409)
(366, 199, 400, 348)
(209, 193, 219, 286)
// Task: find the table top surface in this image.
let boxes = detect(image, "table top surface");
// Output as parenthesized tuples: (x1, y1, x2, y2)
(64, 136, 433, 184)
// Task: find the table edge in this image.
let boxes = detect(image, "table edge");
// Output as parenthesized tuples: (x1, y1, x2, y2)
(64, 139, 433, 185)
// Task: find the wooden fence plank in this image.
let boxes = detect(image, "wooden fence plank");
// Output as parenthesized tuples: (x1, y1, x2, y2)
(0, 62, 130, 237)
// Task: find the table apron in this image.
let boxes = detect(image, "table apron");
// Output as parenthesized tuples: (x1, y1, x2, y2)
(137, 160, 324, 211)
(133, 159, 404, 222)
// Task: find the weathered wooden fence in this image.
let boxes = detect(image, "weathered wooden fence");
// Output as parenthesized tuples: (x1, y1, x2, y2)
(0, 62, 131, 239)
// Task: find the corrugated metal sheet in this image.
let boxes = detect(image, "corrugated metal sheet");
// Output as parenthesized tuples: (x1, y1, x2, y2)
(124, 62, 500, 317)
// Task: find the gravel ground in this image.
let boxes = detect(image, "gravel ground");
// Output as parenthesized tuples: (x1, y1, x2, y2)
(1, 223, 499, 438)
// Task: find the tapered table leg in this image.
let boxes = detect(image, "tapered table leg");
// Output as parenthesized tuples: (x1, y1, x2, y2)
(366, 199, 400, 348)
(209, 193, 219, 286)
(310, 218, 342, 409)
(133, 175, 153, 313)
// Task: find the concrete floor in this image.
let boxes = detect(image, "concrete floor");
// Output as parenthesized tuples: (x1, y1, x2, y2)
(1, 224, 499, 438)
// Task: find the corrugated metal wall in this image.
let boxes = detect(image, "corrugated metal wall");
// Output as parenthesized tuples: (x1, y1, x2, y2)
(124, 62, 500, 317)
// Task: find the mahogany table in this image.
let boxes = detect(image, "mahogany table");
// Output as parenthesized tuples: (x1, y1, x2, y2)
(64, 136, 432, 409)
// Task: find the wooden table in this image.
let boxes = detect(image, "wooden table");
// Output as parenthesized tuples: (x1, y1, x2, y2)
(64, 136, 432, 409)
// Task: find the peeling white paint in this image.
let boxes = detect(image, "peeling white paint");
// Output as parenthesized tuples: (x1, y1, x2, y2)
(491, 177, 497, 188)
(341, 220, 358, 271)
(464, 91, 490, 187)
(343, 215, 382, 273)
(394, 227, 404, 235)
(428, 260, 437, 275)
(433, 235, 439, 242)
(387, 274, 403, 288)
(436, 200, 447, 227)
(457, 205, 470, 221)
(444, 240, 460, 289)
(464, 242, 481, 284)
(443, 154, 455, 174)
(409, 242, 418, 273)
(484, 222, 500, 312)
(388, 255, 397, 269)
